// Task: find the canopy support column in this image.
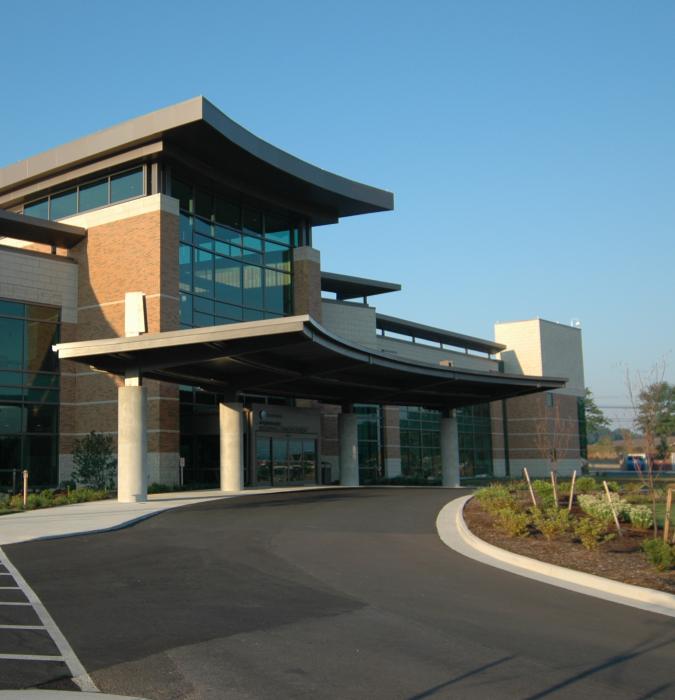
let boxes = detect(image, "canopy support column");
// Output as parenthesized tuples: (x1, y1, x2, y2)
(339, 408, 359, 486)
(220, 402, 244, 492)
(118, 370, 148, 503)
(441, 410, 460, 487)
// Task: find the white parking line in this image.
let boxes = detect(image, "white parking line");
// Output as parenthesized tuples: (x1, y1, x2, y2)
(0, 547, 98, 692)
(0, 624, 46, 630)
(0, 653, 64, 662)
(0, 586, 20, 590)
(0, 602, 31, 606)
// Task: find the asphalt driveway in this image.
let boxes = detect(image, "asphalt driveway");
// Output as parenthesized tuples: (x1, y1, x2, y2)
(3, 488, 674, 699)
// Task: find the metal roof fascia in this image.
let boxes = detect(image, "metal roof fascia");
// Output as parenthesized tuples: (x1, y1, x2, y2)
(376, 313, 506, 354)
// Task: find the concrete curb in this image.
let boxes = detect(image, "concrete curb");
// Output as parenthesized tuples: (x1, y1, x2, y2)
(436, 495, 675, 619)
(0, 486, 346, 546)
(0, 692, 147, 699)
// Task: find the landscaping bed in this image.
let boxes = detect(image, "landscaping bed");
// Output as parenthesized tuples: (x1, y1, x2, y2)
(0, 488, 111, 516)
(463, 479, 675, 595)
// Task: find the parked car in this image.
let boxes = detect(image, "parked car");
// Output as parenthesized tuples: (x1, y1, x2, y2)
(624, 454, 648, 471)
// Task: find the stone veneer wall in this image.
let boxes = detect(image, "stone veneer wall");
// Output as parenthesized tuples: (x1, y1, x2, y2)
(57, 194, 181, 485)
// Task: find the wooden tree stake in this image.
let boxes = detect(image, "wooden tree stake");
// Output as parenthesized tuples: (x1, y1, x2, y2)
(550, 471, 558, 507)
(603, 480, 622, 537)
(568, 470, 576, 512)
(22, 470, 28, 509)
(523, 467, 537, 508)
(664, 487, 673, 545)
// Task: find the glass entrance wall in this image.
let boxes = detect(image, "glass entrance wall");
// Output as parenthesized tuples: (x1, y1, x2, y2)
(255, 436, 317, 487)
(0, 299, 60, 489)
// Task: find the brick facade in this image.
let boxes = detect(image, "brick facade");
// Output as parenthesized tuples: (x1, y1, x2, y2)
(57, 198, 181, 484)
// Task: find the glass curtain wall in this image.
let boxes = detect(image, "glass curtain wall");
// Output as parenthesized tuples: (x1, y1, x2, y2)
(23, 167, 144, 220)
(399, 404, 495, 480)
(0, 300, 60, 488)
(174, 175, 295, 326)
(400, 407, 441, 481)
(355, 404, 382, 483)
(173, 174, 299, 485)
(457, 404, 494, 477)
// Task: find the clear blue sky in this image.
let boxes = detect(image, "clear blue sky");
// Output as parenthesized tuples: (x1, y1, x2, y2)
(1, 0, 673, 427)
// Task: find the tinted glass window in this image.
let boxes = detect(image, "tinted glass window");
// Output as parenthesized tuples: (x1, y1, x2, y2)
(214, 197, 241, 229)
(243, 265, 263, 309)
(111, 168, 143, 203)
(172, 178, 193, 212)
(179, 245, 192, 292)
(79, 178, 108, 212)
(242, 208, 263, 235)
(215, 257, 242, 306)
(0, 404, 23, 434)
(24, 198, 49, 220)
(50, 189, 77, 219)
(264, 270, 291, 315)
(0, 318, 23, 370)
(26, 404, 58, 433)
(193, 250, 214, 297)
(195, 189, 212, 219)
(0, 301, 24, 317)
(24, 322, 58, 373)
(27, 306, 59, 322)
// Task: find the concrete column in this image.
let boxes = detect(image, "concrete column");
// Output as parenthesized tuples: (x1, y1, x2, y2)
(220, 402, 244, 492)
(118, 385, 148, 503)
(339, 412, 359, 486)
(441, 411, 460, 487)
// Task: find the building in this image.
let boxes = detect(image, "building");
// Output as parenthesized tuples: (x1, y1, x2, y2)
(0, 97, 585, 498)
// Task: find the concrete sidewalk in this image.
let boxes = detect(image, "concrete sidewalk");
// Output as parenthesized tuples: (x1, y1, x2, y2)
(0, 486, 340, 546)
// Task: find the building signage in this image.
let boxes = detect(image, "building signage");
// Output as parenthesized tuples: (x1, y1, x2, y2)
(252, 403, 321, 436)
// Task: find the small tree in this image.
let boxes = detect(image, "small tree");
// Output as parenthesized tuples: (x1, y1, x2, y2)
(626, 363, 672, 537)
(72, 432, 116, 490)
(533, 393, 576, 478)
(583, 388, 610, 444)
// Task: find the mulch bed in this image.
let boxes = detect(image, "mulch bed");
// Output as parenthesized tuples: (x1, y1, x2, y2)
(463, 498, 675, 595)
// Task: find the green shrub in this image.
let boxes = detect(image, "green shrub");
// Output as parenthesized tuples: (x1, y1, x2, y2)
(557, 481, 571, 498)
(66, 488, 108, 504)
(641, 538, 675, 571)
(72, 431, 116, 490)
(573, 515, 613, 550)
(475, 484, 516, 514)
(605, 481, 621, 493)
(575, 476, 599, 494)
(577, 493, 630, 523)
(531, 480, 557, 508)
(148, 482, 184, 494)
(494, 507, 530, 537)
(532, 507, 570, 541)
(628, 504, 654, 530)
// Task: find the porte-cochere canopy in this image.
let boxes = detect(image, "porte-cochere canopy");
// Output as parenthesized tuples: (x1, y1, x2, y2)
(54, 315, 566, 408)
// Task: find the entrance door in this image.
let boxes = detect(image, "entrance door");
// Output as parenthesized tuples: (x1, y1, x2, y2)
(255, 437, 272, 486)
(255, 436, 318, 487)
(272, 438, 288, 486)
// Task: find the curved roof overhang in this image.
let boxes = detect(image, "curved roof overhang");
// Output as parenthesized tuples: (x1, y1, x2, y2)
(54, 316, 565, 409)
(0, 97, 393, 225)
